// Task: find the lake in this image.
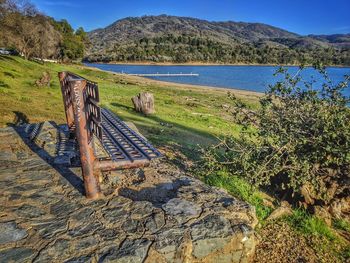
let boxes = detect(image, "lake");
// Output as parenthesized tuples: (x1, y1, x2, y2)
(86, 63, 350, 96)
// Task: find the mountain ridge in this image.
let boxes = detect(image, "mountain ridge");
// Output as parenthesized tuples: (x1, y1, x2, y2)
(86, 15, 350, 65)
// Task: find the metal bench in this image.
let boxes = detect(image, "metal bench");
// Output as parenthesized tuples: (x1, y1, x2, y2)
(58, 72, 161, 199)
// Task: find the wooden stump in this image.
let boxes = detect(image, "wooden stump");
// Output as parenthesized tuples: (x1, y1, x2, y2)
(132, 92, 155, 115)
(35, 71, 51, 87)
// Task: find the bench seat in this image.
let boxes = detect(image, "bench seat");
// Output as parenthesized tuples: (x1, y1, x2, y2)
(96, 108, 161, 169)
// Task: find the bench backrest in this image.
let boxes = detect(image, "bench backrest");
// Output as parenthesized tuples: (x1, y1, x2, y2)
(58, 71, 102, 199)
(58, 72, 103, 142)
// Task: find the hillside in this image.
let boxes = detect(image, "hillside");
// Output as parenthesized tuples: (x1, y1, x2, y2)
(86, 15, 350, 65)
(308, 33, 350, 48)
(88, 15, 298, 49)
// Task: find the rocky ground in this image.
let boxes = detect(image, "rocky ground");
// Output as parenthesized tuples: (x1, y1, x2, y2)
(254, 222, 318, 263)
(253, 221, 349, 263)
(0, 122, 258, 263)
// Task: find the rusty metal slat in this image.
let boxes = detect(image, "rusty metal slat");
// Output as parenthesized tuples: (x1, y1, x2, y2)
(82, 78, 102, 143)
(101, 115, 145, 161)
(102, 109, 161, 160)
(70, 79, 101, 199)
(101, 109, 161, 160)
(101, 114, 148, 161)
(95, 159, 150, 171)
(100, 124, 132, 162)
(59, 72, 75, 133)
(102, 109, 159, 158)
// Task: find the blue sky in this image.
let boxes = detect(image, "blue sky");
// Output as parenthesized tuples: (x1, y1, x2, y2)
(31, 0, 350, 35)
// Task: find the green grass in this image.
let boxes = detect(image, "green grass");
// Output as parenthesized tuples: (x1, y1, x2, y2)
(333, 218, 350, 232)
(285, 210, 350, 262)
(0, 55, 260, 160)
(202, 170, 273, 221)
(286, 210, 337, 240)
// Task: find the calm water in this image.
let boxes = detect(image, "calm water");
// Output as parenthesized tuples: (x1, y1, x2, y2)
(86, 63, 350, 96)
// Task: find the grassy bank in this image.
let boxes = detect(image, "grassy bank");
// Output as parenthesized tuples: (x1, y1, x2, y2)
(0, 55, 348, 262)
(0, 55, 260, 158)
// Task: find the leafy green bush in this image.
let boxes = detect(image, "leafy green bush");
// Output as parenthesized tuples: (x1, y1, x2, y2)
(200, 67, 350, 207)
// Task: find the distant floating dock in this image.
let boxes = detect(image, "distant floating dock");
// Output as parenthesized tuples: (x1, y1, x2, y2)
(126, 73, 199, 77)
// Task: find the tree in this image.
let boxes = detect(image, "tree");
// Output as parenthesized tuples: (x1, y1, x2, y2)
(0, 1, 86, 61)
(75, 26, 90, 48)
(0, 2, 38, 59)
(0, 0, 60, 59)
(34, 15, 61, 59)
(52, 19, 86, 61)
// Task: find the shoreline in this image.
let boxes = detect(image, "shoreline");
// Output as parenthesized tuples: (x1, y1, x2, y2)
(86, 61, 350, 68)
(82, 65, 263, 97)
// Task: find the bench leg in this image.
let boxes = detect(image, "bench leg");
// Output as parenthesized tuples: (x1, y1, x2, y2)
(71, 79, 102, 199)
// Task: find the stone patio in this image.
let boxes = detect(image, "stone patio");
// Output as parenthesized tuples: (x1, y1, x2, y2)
(0, 123, 257, 263)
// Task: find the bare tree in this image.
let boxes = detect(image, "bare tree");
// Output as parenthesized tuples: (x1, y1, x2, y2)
(33, 15, 61, 59)
(0, 0, 60, 59)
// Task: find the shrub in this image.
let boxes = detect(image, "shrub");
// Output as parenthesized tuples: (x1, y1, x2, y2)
(200, 66, 350, 208)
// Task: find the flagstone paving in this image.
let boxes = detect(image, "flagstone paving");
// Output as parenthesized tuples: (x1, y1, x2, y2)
(0, 123, 257, 263)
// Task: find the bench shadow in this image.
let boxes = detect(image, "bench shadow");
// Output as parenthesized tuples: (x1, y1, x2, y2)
(118, 178, 191, 208)
(8, 112, 85, 196)
(10, 110, 30, 125)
